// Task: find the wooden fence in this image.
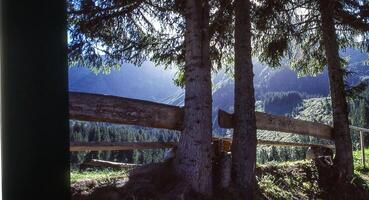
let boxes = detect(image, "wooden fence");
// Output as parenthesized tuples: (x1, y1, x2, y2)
(350, 126, 369, 168)
(70, 92, 333, 138)
(69, 92, 183, 130)
(70, 141, 177, 152)
(69, 92, 369, 166)
(218, 110, 333, 139)
(69, 92, 335, 151)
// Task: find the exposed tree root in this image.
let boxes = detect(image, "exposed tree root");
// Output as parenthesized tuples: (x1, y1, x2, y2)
(72, 160, 208, 200)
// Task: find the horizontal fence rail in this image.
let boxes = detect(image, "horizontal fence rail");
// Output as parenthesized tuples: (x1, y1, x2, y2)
(81, 159, 140, 169)
(258, 140, 334, 149)
(213, 137, 334, 151)
(70, 141, 177, 152)
(218, 109, 333, 140)
(69, 92, 333, 140)
(70, 139, 334, 152)
(349, 125, 369, 168)
(350, 125, 369, 133)
(69, 92, 183, 131)
(69, 92, 369, 168)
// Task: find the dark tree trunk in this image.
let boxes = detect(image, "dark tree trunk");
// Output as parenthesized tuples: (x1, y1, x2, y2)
(231, 0, 257, 197)
(174, 0, 213, 196)
(318, 0, 354, 180)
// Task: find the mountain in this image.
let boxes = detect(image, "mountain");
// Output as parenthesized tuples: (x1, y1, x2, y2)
(69, 62, 183, 103)
(210, 49, 369, 134)
(69, 49, 369, 134)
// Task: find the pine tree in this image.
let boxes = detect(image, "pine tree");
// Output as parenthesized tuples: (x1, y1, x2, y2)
(258, 148, 269, 164)
(254, 0, 369, 182)
(269, 146, 280, 162)
(174, 0, 213, 195)
(67, 3, 234, 194)
(231, 0, 257, 197)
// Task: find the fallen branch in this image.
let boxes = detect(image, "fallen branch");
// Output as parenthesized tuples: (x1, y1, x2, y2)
(71, 139, 334, 152)
(82, 159, 140, 169)
(70, 141, 177, 151)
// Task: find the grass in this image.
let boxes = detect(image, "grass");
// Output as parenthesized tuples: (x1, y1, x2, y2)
(70, 169, 128, 184)
(70, 151, 369, 199)
(256, 158, 369, 199)
(353, 148, 369, 171)
(353, 148, 369, 190)
(257, 160, 321, 200)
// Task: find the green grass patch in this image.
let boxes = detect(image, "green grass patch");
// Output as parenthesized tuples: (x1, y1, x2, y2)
(353, 148, 369, 190)
(257, 158, 369, 199)
(257, 160, 321, 200)
(70, 152, 369, 199)
(353, 148, 369, 171)
(70, 169, 128, 184)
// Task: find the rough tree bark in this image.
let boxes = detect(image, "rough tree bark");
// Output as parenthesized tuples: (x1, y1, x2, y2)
(318, 0, 354, 180)
(174, 0, 213, 196)
(231, 0, 257, 197)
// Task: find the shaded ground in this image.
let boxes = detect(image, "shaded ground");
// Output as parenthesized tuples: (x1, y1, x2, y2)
(71, 159, 369, 200)
(256, 161, 321, 199)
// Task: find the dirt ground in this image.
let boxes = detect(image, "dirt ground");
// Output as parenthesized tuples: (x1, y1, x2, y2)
(71, 161, 369, 200)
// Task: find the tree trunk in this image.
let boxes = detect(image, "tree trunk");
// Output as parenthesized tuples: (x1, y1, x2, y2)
(231, 0, 257, 197)
(174, 0, 213, 196)
(318, 0, 354, 180)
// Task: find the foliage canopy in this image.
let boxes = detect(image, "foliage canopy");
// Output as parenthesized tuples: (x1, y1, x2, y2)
(253, 0, 369, 76)
(67, 0, 235, 86)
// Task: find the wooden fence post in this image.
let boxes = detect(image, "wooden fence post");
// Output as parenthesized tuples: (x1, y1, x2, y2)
(360, 131, 366, 168)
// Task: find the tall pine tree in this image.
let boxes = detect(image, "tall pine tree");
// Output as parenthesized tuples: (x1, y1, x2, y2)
(67, 0, 234, 196)
(254, 0, 369, 182)
(174, 0, 213, 195)
(231, 0, 257, 198)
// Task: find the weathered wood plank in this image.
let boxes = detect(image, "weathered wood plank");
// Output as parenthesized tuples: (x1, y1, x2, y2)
(70, 92, 333, 140)
(69, 92, 183, 130)
(70, 142, 177, 151)
(218, 109, 333, 139)
(350, 125, 369, 133)
(213, 137, 334, 152)
(70, 139, 334, 152)
(257, 140, 335, 149)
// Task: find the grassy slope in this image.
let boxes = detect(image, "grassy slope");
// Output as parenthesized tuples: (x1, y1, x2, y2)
(257, 161, 322, 199)
(257, 156, 369, 199)
(256, 97, 333, 164)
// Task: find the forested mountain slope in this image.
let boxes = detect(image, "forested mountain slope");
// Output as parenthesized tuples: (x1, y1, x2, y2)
(70, 50, 369, 105)
(69, 50, 369, 165)
(69, 62, 182, 102)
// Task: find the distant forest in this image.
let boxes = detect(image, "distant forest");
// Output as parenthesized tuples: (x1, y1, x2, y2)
(69, 121, 313, 166)
(263, 91, 304, 115)
(70, 122, 179, 168)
